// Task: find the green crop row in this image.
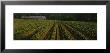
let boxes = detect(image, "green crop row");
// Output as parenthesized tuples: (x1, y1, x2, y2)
(14, 19, 97, 40)
(63, 21, 97, 40)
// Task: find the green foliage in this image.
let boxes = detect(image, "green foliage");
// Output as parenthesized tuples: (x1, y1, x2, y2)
(14, 13, 97, 22)
(63, 21, 97, 40)
(14, 19, 97, 40)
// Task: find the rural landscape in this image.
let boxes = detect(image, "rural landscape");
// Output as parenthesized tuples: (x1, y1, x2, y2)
(14, 13, 97, 40)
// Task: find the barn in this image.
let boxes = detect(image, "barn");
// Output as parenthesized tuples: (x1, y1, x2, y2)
(21, 16, 46, 20)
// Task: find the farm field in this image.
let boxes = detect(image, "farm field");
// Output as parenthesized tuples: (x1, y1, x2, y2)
(14, 19, 97, 40)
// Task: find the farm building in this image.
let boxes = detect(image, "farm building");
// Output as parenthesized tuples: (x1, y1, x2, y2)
(21, 16, 46, 20)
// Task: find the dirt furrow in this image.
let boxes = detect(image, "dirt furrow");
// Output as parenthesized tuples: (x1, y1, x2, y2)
(43, 24, 55, 40)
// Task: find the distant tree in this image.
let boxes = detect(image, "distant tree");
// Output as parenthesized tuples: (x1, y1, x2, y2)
(14, 13, 97, 22)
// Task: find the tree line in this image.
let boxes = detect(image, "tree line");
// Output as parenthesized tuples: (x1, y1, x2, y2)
(14, 13, 97, 22)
